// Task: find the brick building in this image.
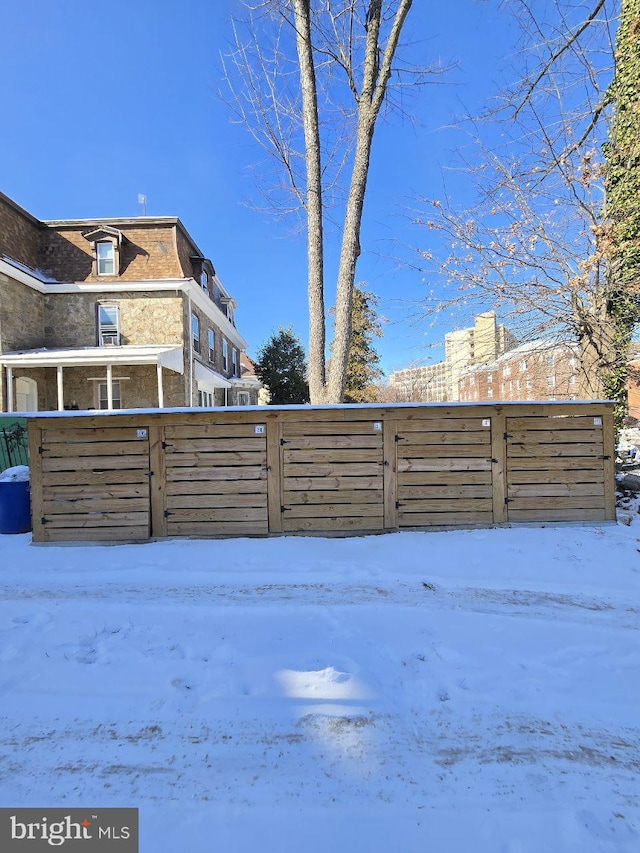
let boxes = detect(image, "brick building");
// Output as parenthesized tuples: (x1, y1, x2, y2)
(0, 190, 260, 411)
(457, 340, 580, 402)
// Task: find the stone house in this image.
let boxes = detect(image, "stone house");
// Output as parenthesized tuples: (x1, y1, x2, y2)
(0, 191, 260, 412)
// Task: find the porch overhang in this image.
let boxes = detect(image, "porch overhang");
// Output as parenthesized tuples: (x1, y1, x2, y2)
(0, 345, 184, 373)
(0, 346, 184, 412)
(194, 360, 231, 391)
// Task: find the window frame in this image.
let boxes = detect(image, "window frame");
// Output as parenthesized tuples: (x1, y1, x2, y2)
(96, 241, 116, 276)
(97, 302, 120, 346)
(97, 380, 122, 410)
(207, 328, 215, 363)
(192, 312, 200, 355)
(222, 339, 228, 372)
(237, 391, 250, 406)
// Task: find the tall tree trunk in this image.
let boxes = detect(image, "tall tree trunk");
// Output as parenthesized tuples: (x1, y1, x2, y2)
(292, 0, 327, 403)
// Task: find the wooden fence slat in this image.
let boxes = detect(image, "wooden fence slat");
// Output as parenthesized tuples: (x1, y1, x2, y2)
(398, 432, 491, 446)
(42, 470, 150, 487)
(398, 459, 492, 473)
(165, 424, 266, 440)
(509, 496, 605, 510)
(43, 498, 149, 513)
(506, 416, 605, 431)
(398, 485, 493, 499)
(398, 511, 493, 527)
(507, 444, 604, 458)
(507, 470, 604, 485)
(394, 418, 491, 433)
(283, 448, 382, 464)
(282, 516, 385, 532)
(507, 429, 602, 444)
(283, 476, 384, 491)
(168, 493, 267, 510)
(283, 421, 385, 436)
(284, 503, 384, 519)
(602, 412, 616, 521)
(166, 480, 267, 496)
(491, 410, 507, 524)
(282, 489, 384, 505)
(42, 441, 149, 458)
(167, 466, 267, 482)
(507, 457, 604, 471)
(508, 483, 605, 498)
(28, 425, 44, 543)
(44, 526, 150, 542)
(399, 498, 493, 513)
(266, 420, 283, 534)
(283, 462, 382, 477)
(42, 455, 149, 472)
(43, 511, 149, 528)
(508, 508, 607, 522)
(398, 445, 493, 459)
(42, 427, 152, 443)
(167, 507, 268, 523)
(167, 521, 268, 536)
(167, 437, 266, 453)
(285, 435, 383, 450)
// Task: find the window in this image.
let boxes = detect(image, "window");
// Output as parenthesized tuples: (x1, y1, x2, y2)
(198, 390, 213, 407)
(547, 375, 556, 388)
(487, 387, 493, 398)
(569, 356, 576, 369)
(569, 374, 576, 386)
(192, 313, 200, 354)
(237, 391, 250, 406)
(546, 354, 554, 367)
(487, 373, 493, 384)
(208, 328, 215, 363)
(222, 340, 228, 371)
(526, 378, 532, 390)
(501, 383, 505, 394)
(98, 304, 120, 346)
(200, 270, 208, 291)
(96, 241, 115, 275)
(469, 375, 475, 387)
(516, 379, 522, 391)
(503, 365, 511, 378)
(519, 359, 528, 372)
(232, 348, 239, 377)
(98, 381, 122, 409)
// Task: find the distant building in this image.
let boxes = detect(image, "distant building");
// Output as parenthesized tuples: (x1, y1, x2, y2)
(444, 311, 518, 400)
(389, 311, 518, 403)
(389, 361, 447, 402)
(457, 340, 580, 402)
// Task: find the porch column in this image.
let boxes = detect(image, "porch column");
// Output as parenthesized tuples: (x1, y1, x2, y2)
(106, 364, 114, 410)
(56, 365, 64, 411)
(156, 362, 164, 408)
(6, 367, 13, 412)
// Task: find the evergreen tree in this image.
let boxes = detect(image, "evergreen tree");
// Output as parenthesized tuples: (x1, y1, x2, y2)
(603, 0, 640, 424)
(343, 286, 384, 403)
(255, 327, 309, 405)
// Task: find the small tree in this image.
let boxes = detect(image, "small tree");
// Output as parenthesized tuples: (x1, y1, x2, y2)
(255, 327, 310, 404)
(343, 286, 384, 402)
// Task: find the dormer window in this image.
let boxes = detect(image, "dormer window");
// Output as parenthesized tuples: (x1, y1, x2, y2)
(200, 270, 208, 291)
(83, 225, 123, 277)
(97, 241, 115, 275)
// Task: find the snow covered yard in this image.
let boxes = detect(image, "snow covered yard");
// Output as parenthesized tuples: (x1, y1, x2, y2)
(0, 525, 639, 852)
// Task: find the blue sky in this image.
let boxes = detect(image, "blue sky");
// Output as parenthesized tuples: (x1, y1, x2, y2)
(0, 0, 520, 374)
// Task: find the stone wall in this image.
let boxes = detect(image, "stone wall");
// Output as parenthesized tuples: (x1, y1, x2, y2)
(0, 274, 45, 351)
(44, 292, 184, 348)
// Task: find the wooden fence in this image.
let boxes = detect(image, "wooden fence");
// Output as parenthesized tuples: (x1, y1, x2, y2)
(27, 402, 616, 543)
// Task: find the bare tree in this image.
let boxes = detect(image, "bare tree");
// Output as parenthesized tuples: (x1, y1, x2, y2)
(409, 1, 625, 402)
(223, 0, 441, 403)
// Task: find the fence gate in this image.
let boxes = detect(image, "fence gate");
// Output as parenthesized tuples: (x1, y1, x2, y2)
(505, 413, 608, 522)
(163, 422, 268, 537)
(280, 419, 385, 533)
(36, 425, 151, 542)
(396, 416, 495, 527)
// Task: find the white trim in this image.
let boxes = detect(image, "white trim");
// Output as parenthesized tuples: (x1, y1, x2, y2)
(56, 365, 64, 411)
(6, 367, 13, 412)
(0, 345, 185, 373)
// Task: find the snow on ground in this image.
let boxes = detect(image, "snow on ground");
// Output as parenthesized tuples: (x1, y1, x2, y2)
(0, 524, 639, 852)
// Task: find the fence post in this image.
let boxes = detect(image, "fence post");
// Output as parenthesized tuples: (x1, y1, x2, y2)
(266, 419, 283, 533)
(27, 423, 44, 542)
(383, 419, 398, 531)
(148, 424, 167, 538)
(602, 410, 616, 521)
(491, 409, 508, 524)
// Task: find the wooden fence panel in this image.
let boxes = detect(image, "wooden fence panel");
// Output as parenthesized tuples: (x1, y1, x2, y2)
(396, 415, 495, 527)
(506, 413, 608, 523)
(281, 418, 385, 533)
(27, 402, 616, 542)
(163, 422, 268, 537)
(38, 425, 151, 542)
